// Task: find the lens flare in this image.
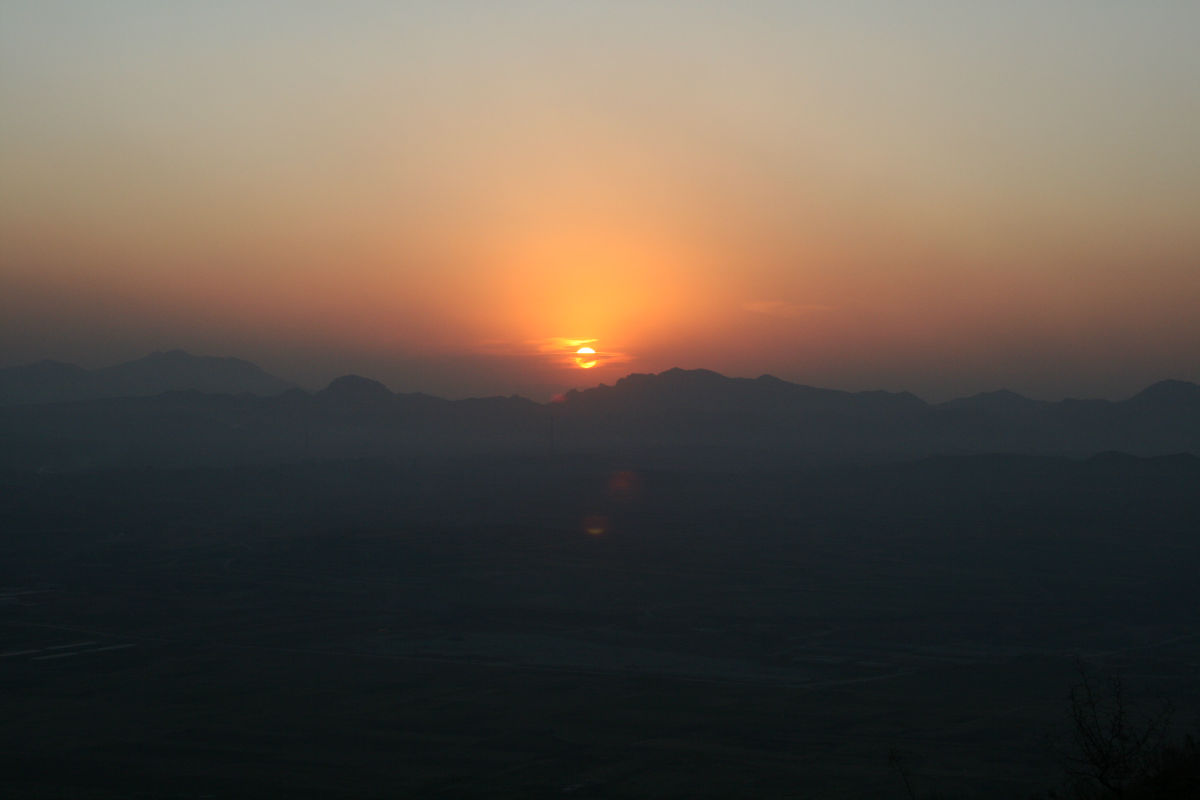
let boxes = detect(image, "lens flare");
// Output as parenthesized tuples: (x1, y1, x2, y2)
(582, 514, 608, 536)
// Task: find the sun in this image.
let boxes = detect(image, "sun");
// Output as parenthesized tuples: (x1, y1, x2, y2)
(574, 346, 599, 369)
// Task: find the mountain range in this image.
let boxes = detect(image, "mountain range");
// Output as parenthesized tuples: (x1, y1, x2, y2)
(0, 352, 1197, 470)
(0, 350, 294, 405)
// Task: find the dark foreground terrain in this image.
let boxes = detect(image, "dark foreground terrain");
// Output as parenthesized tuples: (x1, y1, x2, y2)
(2, 453, 1199, 797)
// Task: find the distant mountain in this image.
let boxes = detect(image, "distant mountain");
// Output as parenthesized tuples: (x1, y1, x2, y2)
(317, 374, 393, 400)
(552, 368, 930, 453)
(0, 363, 1196, 470)
(561, 368, 926, 417)
(939, 389, 1044, 412)
(0, 350, 294, 405)
(0, 360, 92, 405)
(1126, 379, 1200, 408)
(553, 369, 1200, 456)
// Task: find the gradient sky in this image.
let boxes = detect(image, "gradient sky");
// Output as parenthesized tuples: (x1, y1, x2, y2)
(2, 1, 1198, 400)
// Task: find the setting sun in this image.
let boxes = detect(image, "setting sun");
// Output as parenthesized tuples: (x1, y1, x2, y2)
(574, 346, 599, 369)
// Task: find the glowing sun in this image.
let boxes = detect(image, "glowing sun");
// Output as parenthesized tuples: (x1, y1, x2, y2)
(574, 346, 599, 369)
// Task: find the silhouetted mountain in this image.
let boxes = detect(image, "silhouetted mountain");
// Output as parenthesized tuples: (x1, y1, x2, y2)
(563, 368, 925, 417)
(0, 364, 1197, 470)
(94, 350, 294, 398)
(0, 360, 92, 405)
(1127, 379, 1200, 408)
(552, 368, 930, 453)
(940, 389, 1043, 412)
(317, 374, 394, 402)
(0, 350, 294, 405)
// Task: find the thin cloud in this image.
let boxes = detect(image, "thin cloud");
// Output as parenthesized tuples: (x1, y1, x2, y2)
(742, 300, 833, 318)
(535, 337, 598, 354)
(532, 337, 633, 368)
(473, 338, 632, 369)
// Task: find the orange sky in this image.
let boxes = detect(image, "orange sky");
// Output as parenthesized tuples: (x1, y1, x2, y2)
(2, 3, 1198, 400)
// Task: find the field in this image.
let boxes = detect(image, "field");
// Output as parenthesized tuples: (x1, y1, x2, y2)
(2, 454, 1198, 797)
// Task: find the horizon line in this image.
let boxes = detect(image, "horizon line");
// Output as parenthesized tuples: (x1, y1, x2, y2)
(3, 349, 1195, 407)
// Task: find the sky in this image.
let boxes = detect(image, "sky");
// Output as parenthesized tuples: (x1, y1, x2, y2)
(2, 1, 1198, 401)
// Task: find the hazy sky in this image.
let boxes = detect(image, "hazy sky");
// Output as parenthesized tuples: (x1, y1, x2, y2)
(2, 1, 1197, 400)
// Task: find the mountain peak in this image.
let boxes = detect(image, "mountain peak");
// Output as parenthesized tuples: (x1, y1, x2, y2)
(96, 351, 293, 397)
(941, 389, 1038, 410)
(978, 389, 1027, 400)
(662, 367, 725, 379)
(319, 374, 392, 398)
(0, 351, 294, 405)
(1129, 379, 1199, 404)
(140, 350, 259, 369)
(616, 367, 729, 387)
(560, 367, 928, 421)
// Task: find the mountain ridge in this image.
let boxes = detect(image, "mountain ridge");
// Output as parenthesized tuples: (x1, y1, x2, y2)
(1, 356, 1197, 470)
(4, 353, 1195, 409)
(0, 350, 295, 405)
